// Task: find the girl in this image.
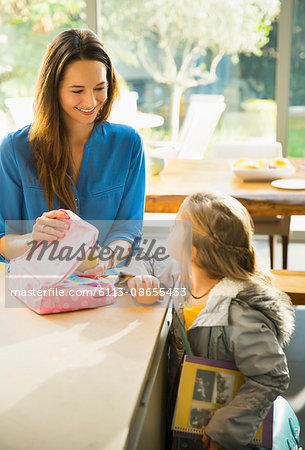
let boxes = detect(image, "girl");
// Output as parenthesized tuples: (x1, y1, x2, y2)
(0, 28, 144, 267)
(125, 191, 295, 449)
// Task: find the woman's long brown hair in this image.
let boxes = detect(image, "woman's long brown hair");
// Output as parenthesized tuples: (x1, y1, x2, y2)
(29, 28, 119, 212)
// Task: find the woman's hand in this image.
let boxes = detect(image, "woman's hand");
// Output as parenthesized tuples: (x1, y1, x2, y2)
(127, 275, 163, 304)
(32, 210, 70, 242)
(0, 210, 71, 260)
(202, 432, 226, 450)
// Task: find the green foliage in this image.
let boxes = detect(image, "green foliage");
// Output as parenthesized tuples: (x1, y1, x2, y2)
(101, 0, 280, 89)
(290, 0, 305, 105)
(288, 117, 305, 157)
(238, 23, 277, 101)
(101, 0, 280, 138)
(0, 0, 86, 101)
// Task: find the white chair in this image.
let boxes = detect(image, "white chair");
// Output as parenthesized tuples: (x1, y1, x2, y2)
(210, 140, 282, 159)
(5, 97, 34, 129)
(149, 94, 226, 160)
(108, 90, 164, 129)
(209, 140, 290, 269)
(178, 95, 226, 159)
(108, 91, 139, 126)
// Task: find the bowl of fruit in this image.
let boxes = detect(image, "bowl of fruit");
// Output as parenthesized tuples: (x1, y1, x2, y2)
(232, 158, 296, 181)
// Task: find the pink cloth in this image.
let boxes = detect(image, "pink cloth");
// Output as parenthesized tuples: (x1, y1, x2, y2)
(7, 210, 115, 314)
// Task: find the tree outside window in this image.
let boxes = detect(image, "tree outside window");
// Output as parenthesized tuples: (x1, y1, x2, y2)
(101, 0, 280, 143)
(0, 0, 86, 136)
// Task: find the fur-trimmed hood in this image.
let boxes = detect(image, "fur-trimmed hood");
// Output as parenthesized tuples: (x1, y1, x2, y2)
(197, 277, 295, 347)
(236, 282, 295, 347)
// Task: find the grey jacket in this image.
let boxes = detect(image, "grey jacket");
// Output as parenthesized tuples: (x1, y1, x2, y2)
(120, 258, 295, 449)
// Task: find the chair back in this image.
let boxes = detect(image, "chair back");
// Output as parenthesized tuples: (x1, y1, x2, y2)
(178, 94, 226, 160)
(209, 140, 283, 159)
(5, 97, 34, 129)
(108, 91, 139, 126)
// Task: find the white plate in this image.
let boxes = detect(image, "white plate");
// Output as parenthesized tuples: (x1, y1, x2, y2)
(271, 178, 305, 190)
(232, 159, 296, 181)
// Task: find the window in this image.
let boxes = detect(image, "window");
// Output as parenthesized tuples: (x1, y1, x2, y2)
(2, 1, 301, 159)
(288, 0, 305, 157)
(0, 0, 86, 138)
(97, 0, 281, 157)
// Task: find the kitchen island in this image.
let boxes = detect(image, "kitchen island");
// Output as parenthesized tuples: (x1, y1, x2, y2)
(0, 263, 170, 450)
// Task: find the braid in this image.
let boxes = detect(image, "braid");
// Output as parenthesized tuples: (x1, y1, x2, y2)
(182, 191, 258, 281)
(193, 230, 256, 278)
(209, 234, 252, 258)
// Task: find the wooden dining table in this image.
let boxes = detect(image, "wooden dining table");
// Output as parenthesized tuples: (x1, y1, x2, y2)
(145, 158, 305, 216)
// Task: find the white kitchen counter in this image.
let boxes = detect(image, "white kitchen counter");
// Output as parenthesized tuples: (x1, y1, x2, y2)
(0, 264, 170, 450)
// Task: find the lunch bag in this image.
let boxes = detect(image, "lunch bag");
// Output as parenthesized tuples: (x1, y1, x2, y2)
(7, 209, 115, 314)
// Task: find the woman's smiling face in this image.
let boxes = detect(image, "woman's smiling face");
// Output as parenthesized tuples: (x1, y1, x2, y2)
(58, 59, 108, 129)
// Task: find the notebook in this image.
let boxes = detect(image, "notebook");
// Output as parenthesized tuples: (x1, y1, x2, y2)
(172, 355, 273, 449)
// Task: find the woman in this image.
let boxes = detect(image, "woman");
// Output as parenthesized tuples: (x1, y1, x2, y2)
(0, 28, 145, 268)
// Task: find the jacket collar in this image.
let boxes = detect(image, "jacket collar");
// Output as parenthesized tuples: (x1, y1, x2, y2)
(189, 278, 249, 329)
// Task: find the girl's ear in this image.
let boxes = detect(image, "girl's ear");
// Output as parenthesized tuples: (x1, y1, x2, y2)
(192, 245, 197, 262)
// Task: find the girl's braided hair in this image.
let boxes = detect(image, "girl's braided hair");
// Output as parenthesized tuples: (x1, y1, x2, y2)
(180, 191, 270, 283)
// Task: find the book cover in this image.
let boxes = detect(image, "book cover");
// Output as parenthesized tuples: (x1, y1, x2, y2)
(172, 355, 273, 448)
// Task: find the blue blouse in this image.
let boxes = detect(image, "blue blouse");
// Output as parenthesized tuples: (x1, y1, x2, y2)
(0, 121, 145, 260)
